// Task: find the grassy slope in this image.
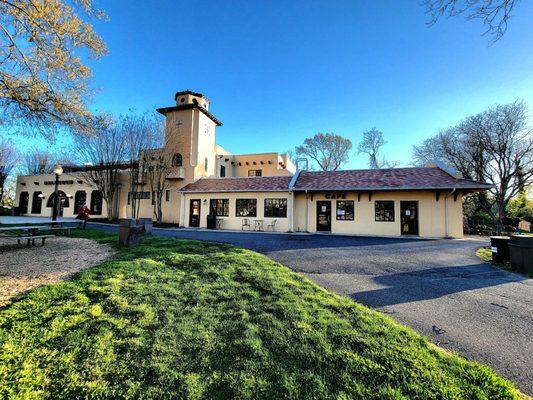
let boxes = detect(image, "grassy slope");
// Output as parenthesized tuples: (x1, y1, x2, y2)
(0, 231, 519, 399)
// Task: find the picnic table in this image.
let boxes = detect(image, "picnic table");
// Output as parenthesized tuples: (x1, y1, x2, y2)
(0, 225, 55, 247)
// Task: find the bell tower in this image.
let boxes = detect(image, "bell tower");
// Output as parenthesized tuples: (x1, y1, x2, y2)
(156, 90, 222, 181)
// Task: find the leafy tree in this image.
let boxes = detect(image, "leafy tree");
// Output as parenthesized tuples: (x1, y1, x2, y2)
(358, 128, 399, 169)
(0, 0, 107, 139)
(0, 137, 17, 205)
(295, 133, 352, 171)
(507, 192, 533, 222)
(412, 100, 533, 232)
(423, 0, 521, 43)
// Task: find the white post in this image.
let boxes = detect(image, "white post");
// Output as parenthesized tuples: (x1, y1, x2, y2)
(179, 192, 186, 227)
(288, 191, 295, 232)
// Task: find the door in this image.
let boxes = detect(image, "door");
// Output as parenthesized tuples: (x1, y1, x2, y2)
(400, 201, 419, 235)
(189, 199, 201, 227)
(316, 201, 332, 232)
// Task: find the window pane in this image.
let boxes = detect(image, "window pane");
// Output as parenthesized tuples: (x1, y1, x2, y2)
(236, 199, 257, 217)
(336, 200, 354, 220)
(264, 198, 287, 218)
(210, 199, 229, 216)
(375, 201, 395, 222)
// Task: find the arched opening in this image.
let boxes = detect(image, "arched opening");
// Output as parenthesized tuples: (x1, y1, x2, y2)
(90, 190, 103, 215)
(74, 190, 87, 212)
(31, 191, 43, 214)
(172, 153, 183, 167)
(46, 191, 69, 217)
(18, 192, 29, 214)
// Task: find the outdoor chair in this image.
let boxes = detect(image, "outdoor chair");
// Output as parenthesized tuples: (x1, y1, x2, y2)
(266, 219, 277, 232)
(242, 218, 251, 230)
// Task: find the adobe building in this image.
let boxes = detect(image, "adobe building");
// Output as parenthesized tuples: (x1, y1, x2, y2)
(14, 90, 491, 238)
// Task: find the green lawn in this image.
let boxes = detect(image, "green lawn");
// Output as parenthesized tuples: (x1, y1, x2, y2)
(0, 231, 520, 399)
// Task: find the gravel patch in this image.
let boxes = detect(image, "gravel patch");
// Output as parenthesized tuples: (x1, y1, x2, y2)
(0, 236, 114, 307)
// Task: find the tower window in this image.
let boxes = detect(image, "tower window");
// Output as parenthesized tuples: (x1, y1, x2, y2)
(180, 97, 185, 103)
(193, 99, 198, 105)
(205, 157, 208, 172)
(172, 153, 182, 167)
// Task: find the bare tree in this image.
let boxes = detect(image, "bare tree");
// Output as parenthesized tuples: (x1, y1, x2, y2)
(119, 112, 160, 220)
(0, 137, 18, 204)
(423, 0, 521, 43)
(412, 100, 533, 232)
(295, 133, 352, 171)
(144, 148, 172, 223)
(77, 117, 126, 220)
(358, 128, 399, 169)
(21, 149, 74, 175)
(0, 0, 107, 139)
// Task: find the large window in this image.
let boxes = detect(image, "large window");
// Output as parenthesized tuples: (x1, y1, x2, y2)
(236, 199, 257, 217)
(91, 190, 103, 215)
(264, 198, 287, 218)
(31, 192, 43, 214)
(220, 165, 226, 177)
(74, 190, 86, 211)
(248, 169, 262, 177)
(336, 200, 354, 220)
(172, 153, 182, 167)
(210, 199, 229, 216)
(375, 201, 395, 222)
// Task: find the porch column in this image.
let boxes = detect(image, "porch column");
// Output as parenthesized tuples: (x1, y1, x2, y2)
(288, 191, 295, 232)
(179, 192, 186, 227)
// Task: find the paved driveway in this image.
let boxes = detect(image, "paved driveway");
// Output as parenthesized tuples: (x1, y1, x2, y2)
(90, 224, 533, 394)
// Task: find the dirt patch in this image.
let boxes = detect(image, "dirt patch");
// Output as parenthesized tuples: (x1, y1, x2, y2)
(0, 236, 114, 307)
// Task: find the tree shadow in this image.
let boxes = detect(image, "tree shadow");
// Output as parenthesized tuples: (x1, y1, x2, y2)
(349, 263, 527, 308)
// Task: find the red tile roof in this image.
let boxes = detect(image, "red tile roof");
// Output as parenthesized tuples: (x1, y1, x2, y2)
(292, 168, 492, 191)
(180, 176, 292, 192)
(179, 168, 491, 193)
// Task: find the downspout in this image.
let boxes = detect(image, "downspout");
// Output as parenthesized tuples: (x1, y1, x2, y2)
(444, 188, 456, 238)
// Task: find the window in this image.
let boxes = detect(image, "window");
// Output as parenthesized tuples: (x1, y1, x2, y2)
(172, 153, 182, 167)
(74, 190, 86, 211)
(336, 200, 354, 220)
(46, 191, 69, 208)
(180, 97, 185, 103)
(31, 192, 43, 214)
(264, 199, 287, 218)
(248, 169, 262, 177)
(236, 199, 257, 217)
(151, 191, 156, 205)
(166, 190, 170, 202)
(210, 199, 229, 216)
(90, 190, 103, 215)
(375, 201, 395, 222)
(205, 157, 208, 172)
(220, 165, 226, 177)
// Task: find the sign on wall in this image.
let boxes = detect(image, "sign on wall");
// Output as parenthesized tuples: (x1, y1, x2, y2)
(324, 192, 346, 199)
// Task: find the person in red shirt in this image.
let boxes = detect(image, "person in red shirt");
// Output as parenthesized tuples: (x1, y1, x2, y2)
(76, 203, 91, 229)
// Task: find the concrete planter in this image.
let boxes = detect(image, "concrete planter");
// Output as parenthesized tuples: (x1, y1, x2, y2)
(119, 218, 144, 247)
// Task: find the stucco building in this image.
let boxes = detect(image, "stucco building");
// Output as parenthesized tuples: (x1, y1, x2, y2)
(15, 90, 490, 238)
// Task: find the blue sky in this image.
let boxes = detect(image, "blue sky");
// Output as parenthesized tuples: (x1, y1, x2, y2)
(15, 0, 533, 169)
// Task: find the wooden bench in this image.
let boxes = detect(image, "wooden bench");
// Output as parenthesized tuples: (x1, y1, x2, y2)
(3, 234, 56, 247)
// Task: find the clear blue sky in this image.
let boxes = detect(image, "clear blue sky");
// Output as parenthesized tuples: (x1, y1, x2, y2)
(16, 0, 533, 168)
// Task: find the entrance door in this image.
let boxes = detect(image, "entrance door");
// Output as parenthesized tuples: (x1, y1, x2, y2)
(400, 201, 419, 235)
(189, 199, 201, 227)
(316, 201, 332, 232)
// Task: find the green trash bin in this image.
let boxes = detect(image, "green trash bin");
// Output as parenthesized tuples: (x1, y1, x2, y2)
(509, 235, 533, 274)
